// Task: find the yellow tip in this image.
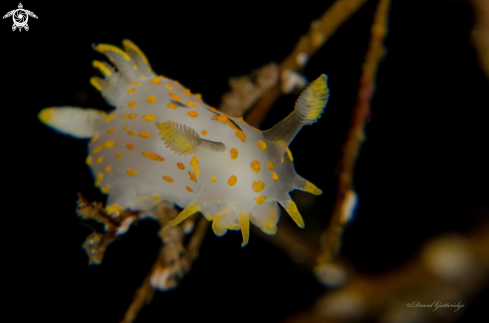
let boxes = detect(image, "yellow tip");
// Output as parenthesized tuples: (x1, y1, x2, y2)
(280, 199, 305, 228)
(166, 200, 201, 228)
(310, 74, 328, 92)
(122, 39, 149, 64)
(94, 44, 131, 60)
(303, 180, 322, 195)
(90, 77, 102, 91)
(38, 108, 53, 124)
(238, 211, 250, 247)
(92, 60, 112, 77)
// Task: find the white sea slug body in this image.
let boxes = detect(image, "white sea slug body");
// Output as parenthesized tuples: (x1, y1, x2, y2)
(39, 40, 329, 247)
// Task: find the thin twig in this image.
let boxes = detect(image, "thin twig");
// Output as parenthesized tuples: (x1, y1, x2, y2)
(286, 224, 489, 323)
(245, 0, 369, 127)
(120, 209, 209, 323)
(471, 0, 489, 79)
(316, 0, 391, 272)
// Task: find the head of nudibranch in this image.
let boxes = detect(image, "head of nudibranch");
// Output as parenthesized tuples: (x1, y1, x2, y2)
(162, 74, 330, 247)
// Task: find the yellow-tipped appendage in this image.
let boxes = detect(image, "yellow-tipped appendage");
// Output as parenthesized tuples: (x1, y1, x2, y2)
(90, 77, 103, 91)
(164, 200, 200, 230)
(279, 200, 305, 228)
(94, 44, 131, 61)
(294, 74, 329, 125)
(301, 180, 322, 195)
(92, 60, 112, 77)
(212, 213, 226, 236)
(237, 211, 250, 247)
(38, 108, 53, 124)
(122, 39, 150, 65)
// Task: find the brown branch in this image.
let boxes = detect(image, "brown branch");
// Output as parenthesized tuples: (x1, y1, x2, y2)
(285, 223, 489, 323)
(471, 0, 489, 79)
(120, 206, 209, 323)
(219, 63, 279, 117)
(315, 0, 391, 272)
(77, 193, 141, 265)
(245, 0, 370, 127)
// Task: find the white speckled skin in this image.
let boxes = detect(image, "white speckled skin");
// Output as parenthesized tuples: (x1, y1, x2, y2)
(40, 40, 327, 243)
(90, 74, 287, 233)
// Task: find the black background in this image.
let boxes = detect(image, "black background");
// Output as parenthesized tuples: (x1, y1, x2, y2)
(2, 0, 488, 322)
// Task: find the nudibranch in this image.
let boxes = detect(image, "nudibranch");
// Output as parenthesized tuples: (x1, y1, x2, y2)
(39, 40, 329, 247)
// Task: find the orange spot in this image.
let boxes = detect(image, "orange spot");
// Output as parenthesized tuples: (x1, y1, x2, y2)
(93, 146, 101, 154)
(177, 162, 185, 170)
(129, 113, 137, 119)
(255, 196, 267, 204)
(186, 101, 196, 107)
(228, 175, 237, 186)
(131, 82, 141, 86)
(167, 103, 177, 109)
(183, 88, 191, 96)
(186, 186, 193, 192)
(91, 132, 99, 142)
(152, 194, 160, 199)
(126, 144, 134, 150)
(105, 114, 117, 122)
(257, 140, 267, 151)
(267, 161, 274, 170)
(128, 130, 136, 136)
(188, 171, 197, 182)
(169, 93, 181, 101)
(142, 152, 165, 161)
(150, 76, 161, 84)
(115, 153, 123, 158)
(201, 130, 207, 135)
(211, 114, 246, 142)
(236, 131, 246, 142)
(208, 107, 220, 114)
(128, 101, 136, 108)
(147, 95, 158, 103)
(140, 75, 146, 80)
(102, 140, 116, 148)
(163, 176, 174, 183)
(174, 81, 180, 85)
(142, 114, 157, 121)
(250, 160, 261, 173)
(272, 172, 279, 181)
(85, 155, 92, 166)
(122, 114, 129, 119)
(95, 173, 103, 187)
(252, 180, 265, 193)
(188, 111, 198, 118)
(123, 125, 129, 130)
(230, 148, 238, 159)
(107, 128, 114, 133)
(139, 131, 151, 138)
(210, 176, 216, 182)
(101, 185, 111, 193)
(104, 166, 111, 173)
(127, 169, 138, 176)
(165, 84, 174, 90)
(127, 88, 135, 94)
(96, 156, 104, 164)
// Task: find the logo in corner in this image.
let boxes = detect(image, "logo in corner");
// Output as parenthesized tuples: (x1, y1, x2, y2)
(3, 3, 37, 32)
